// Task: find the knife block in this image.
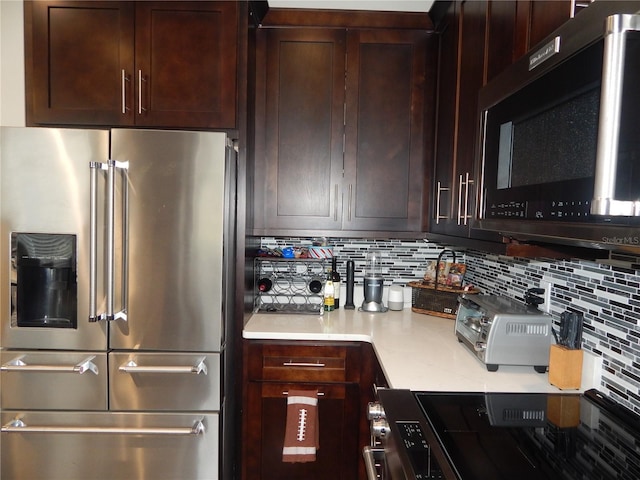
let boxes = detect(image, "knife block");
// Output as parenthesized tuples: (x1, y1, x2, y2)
(549, 344, 583, 390)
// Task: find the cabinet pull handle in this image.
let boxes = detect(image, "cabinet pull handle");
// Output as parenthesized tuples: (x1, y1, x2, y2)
(464, 173, 474, 226)
(436, 181, 450, 224)
(138, 70, 147, 115)
(282, 391, 325, 396)
(1, 355, 99, 375)
(348, 184, 353, 221)
(457, 174, 464, 225)
(2, 418, 205, 436)
(457, 173, 475, 226)
(334, 184, 339, 221)
(121, 69, 129, 114)
(282, 361, 326, 367)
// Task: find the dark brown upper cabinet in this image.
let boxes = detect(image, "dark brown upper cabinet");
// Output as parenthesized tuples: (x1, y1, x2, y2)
(429, 0, 578, 253)
(25, 1, 238, 129)
(252, 26, 434, 237)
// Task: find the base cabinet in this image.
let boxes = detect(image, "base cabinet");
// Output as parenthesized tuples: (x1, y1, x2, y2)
(242, 341, 365, 480)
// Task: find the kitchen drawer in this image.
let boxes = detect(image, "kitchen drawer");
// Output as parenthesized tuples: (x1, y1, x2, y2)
(0, 351, 108, 410)
(1, 411, 218, 480)
(246, 341, 361, 383)
(109, 352, 220, 411)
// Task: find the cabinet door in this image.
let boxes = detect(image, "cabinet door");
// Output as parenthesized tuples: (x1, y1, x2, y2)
(431, 1, 459, 235)
(244, 382, 360, 480)
(26, 1, 135, 126)
(344, 30, 429, 233)
(134, 1, 238, 128)
(253, 28, 346, 232)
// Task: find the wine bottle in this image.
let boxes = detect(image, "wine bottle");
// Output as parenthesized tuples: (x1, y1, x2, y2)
(308, 278, 323, 294)
(332, 257, 341, 309)
(257, 276, 273, 293)
(323, 268, 335, 312)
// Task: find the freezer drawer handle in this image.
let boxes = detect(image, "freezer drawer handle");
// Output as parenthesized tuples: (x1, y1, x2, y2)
(2, 419, 205, 436)
(1, 356, 99, 375)
(119, 358, 208, 375)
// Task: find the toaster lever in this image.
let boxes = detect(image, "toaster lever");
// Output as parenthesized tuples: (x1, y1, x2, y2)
(474, 342, 487, 352)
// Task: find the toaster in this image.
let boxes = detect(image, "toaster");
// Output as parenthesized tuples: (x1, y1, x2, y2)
(455, 294, 552, 372)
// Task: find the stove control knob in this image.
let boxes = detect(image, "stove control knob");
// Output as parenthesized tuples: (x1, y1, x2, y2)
(367, 402, 386, 420)
(371, 417, 390, 439)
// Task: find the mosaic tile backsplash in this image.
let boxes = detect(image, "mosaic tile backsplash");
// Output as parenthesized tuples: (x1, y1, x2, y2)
(260, 237, 640, 414)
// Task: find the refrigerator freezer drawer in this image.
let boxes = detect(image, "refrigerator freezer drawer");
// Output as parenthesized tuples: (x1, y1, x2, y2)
(110, 352, 220, 411)
(0, 351, 108, 410)
(1, 411, 219, 480)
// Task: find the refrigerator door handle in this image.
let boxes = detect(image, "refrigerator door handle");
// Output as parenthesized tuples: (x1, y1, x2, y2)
(89, 160, 129, 323)
(2, 419, 205, 436)
(89, 161, 105, 322)
(119, 358, 208, 375)
(1, 355, 99, 375)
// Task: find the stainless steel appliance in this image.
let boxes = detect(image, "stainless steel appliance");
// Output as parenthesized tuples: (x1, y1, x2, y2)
(360, 250, 388, 313)
(455, 294, 552, 373)
(367, 388, 640, 480)
(0, 127, 235, 479)
(475, 1, 640, 253)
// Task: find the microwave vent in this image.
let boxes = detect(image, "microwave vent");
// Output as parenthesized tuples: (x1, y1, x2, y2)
(506, 322, 549, 336)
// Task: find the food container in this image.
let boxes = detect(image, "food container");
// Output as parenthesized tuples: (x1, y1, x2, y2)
(409, 249, 479, 319)
(308, 246, 333, 258)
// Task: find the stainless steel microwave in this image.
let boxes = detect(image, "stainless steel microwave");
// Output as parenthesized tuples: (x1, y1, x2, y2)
(476, 2, 640, 253)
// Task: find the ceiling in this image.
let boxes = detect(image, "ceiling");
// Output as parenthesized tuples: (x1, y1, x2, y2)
(268, 0, 435, 13)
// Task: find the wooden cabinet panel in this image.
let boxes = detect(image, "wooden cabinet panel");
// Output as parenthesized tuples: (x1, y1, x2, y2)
(26, 1, 135, 126)
(344, 30, 428, 232)
(253, 26, 432, 235)
(254, 28, 346, 231)
(245, 382, 359, 480)
(134, 1, 237, 128)
(243, 341, 363, 480)
(25, 1, 238, 128)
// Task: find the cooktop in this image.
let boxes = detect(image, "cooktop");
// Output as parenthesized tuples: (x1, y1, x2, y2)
(414, 389, 640, 480)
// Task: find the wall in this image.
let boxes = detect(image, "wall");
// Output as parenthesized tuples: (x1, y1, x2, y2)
(261, 236, 640, 414)
(0, 0, 26, 127)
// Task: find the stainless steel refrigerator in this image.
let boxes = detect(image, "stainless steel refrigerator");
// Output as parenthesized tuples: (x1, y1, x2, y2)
(0, 127, 234, 480)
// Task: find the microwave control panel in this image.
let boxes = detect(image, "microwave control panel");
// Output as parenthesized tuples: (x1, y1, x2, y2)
(487, 200, 592, 221)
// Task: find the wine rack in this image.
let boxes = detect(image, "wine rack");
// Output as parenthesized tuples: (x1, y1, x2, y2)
(254, 257, 328, 314)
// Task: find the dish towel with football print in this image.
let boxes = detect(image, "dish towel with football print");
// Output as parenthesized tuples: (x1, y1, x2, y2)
(282, 389, 319, 463)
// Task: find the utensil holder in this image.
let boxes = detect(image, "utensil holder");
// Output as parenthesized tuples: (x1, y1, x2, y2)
(548, 344, 583, 390)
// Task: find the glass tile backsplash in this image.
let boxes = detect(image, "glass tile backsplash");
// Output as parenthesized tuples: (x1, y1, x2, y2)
(260, 237, 640, 414)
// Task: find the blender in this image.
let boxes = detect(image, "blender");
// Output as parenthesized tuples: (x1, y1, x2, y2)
(360, 250, 388, 313)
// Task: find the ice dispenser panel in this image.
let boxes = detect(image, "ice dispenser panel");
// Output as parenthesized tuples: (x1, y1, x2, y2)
(11, 233, 77, 328)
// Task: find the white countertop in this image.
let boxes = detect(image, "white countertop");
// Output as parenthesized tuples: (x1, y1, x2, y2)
(243, 308, 601, 393)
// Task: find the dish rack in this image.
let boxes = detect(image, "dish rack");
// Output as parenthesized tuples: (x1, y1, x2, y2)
(254, 257, 328, 314)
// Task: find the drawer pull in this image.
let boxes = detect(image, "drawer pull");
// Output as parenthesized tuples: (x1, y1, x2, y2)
(1, 355, 99, 375)
(2, 418, 205, 436)
(283, 391, 325, 396)
(282, 361, 326, 368)
(119, 358, 207, 375)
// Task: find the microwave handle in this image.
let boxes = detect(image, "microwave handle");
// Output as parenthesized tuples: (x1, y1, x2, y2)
(592, 18, 640, 217)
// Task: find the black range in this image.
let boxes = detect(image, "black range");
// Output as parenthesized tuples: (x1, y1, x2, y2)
(368, 389, 640, 480)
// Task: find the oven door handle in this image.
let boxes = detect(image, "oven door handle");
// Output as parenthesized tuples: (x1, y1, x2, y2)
(1, 418, 205, 436)
(363, 446, 385, 480)
(1, 355, 99, 375)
